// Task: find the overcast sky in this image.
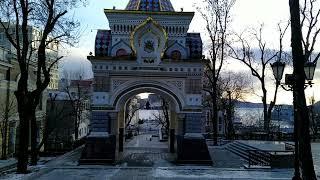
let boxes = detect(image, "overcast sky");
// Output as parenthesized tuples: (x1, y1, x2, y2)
(61, 0, 320, 105)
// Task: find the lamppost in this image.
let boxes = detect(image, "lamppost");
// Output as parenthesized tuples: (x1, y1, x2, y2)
(274, 105, 283, 136)
(271, 60, 317, 180)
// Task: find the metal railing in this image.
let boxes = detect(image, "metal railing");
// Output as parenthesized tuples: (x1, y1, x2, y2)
(247, 149, 294, 168)
(247, 150, 272, 167)
(284, 142, 295, 151)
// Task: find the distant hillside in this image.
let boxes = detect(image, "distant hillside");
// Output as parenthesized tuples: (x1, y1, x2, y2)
(234, 101, 292, 109)
(313, 101, 320, 112)
(235, 101, 264, 108)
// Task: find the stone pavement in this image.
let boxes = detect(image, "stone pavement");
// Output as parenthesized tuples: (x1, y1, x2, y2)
(125, 134, 168, 149)
(0, 136, 316, 180)
(0, 158, 17, 172)
(119, 134, 175, 167)
(1, 166, 296, 180)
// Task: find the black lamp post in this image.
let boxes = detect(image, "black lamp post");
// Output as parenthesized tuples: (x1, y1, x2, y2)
(270, 60, 317, 180)
(274, 105, 283, 136)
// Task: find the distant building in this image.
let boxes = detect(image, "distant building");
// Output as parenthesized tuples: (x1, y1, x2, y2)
(0, 23, 60, 156)
(271, 105, 294, 133)
(0, 23, 60, 90)
(204, 109, 226, 136)
(45, 78, 92, 151)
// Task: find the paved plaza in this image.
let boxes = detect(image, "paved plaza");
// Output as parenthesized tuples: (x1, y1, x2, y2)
(1, 135, 312, 180)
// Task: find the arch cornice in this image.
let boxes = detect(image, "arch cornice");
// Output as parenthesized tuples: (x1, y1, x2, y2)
(110, 80, 185, 112)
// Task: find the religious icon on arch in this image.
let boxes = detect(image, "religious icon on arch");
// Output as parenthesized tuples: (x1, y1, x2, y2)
(144, 40, 155, 53)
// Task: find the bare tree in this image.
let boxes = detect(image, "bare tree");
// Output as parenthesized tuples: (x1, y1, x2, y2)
(0, 0, 84, 172)
(198, 0, 236, 145)
(218, 72, 252, 139)
(37, 93, 73, 156)
(63, 68, 90, 141)
(229, 23, 289, 135)
(124, 98, 140, 129)
(0, 93, 16, 159)
(153, 98, 170, 137)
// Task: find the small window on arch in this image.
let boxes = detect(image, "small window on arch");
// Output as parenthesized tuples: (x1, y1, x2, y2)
(171, 50, 181, 61)
(116, 49, 128, 57)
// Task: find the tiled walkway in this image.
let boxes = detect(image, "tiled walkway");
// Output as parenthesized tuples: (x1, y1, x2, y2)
(119, 134, 175, 167)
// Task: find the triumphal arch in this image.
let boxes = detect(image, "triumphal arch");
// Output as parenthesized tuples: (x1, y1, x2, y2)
(80, 0, 211, 164)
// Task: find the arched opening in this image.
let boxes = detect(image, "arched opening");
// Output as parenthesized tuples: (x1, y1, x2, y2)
(116, 49, 128, 57)
(171, 50, 182, 60)
(122, 94, 173, 149)
(110, 84, 185, 165)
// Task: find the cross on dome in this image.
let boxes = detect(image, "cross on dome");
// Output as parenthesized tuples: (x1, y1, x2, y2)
(125, 0, 175, 12)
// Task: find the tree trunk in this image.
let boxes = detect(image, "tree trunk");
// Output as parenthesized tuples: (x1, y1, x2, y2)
(30, 114, 38, 165)
(212, 88, 218, 145)
(226, 92, 235, 140)
(163, 100, 170, 135)
(289, 0, 317, 179)
(2, 73, 11, 160)
(262, 87, 269, 134)
(1, 118, 8, 160)
(16, 94, 31, 173)
(1, 124, 8, 160)
(74, 114, 79, 141)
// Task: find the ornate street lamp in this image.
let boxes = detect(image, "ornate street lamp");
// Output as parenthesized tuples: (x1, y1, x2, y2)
(270, 60, 317, 180)
(304, 61, 317, 85)
(271, 61, 286, 84)
(271, 61, 317, 90)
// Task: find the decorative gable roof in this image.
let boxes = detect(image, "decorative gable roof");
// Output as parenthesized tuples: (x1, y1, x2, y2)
(125, 0, 175, 12)
(95, 30, 112, 56)
(186, 33, 203, 59)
